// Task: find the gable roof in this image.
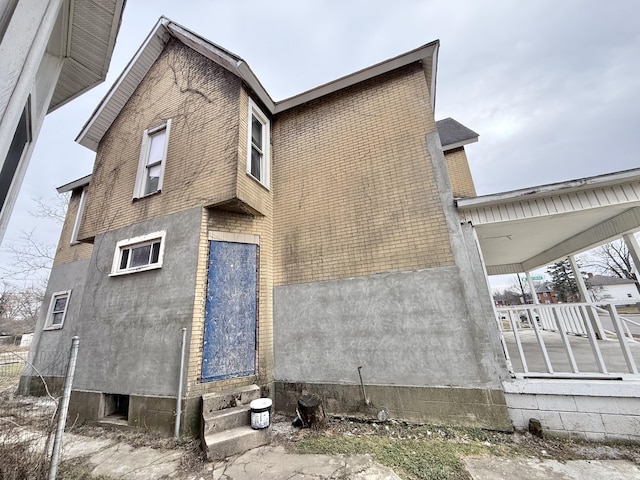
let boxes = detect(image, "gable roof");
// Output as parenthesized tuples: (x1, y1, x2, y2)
(436, 118, 479, 151)
(586, 275, 637, 287)
(56, 174, 91, 193)
(76, 17, 439, 152)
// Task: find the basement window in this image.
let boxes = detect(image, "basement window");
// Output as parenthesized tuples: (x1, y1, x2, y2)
(103, 393, 129, 421)
(111, 231, 166, 276)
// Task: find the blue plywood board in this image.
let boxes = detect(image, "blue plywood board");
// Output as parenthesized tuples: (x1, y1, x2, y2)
(202, 241, 257, 382)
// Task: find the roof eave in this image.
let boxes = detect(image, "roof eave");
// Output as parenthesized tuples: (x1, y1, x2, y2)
(457, 167, 640, 210)
(76, 17, 276, 151)
(56, 174, 92, 193)
(442, 136, 479, 151)
(274, 40, 439, 113)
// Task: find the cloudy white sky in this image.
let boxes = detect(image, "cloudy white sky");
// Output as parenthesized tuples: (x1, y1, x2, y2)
(2, 0, 640, 288)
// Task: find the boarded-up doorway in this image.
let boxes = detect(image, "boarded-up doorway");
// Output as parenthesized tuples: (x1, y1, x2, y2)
(201, 240, 257, 382)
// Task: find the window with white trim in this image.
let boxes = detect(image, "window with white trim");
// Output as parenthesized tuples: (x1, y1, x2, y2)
(44, 290, 71, 330)
(247, 99, 270, 188)
(70, 188, 87, 244)
(134, 120, 171, 199)
(111, 231, 166, 275)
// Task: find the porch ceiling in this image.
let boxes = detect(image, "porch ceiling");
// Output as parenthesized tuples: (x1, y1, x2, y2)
(456, 168, 640, 275)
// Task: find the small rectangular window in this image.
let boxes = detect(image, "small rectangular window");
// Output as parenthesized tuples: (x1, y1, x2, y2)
(247, 99, 269, 188)
(44, 290, 71, 330)
(111, 231, 166, 276)
(134, 120, 171, 199)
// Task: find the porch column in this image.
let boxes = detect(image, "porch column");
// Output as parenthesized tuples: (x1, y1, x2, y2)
(526, 272, 540, 304)
(569, 254, 606, 339)
(622, 232, 640, 279)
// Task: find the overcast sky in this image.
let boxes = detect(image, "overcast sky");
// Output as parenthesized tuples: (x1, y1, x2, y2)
(2, 0, 640, 288)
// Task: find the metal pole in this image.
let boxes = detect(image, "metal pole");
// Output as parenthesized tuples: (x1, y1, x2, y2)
(174, 328, 187, 440)
(48, 336, 79, 480)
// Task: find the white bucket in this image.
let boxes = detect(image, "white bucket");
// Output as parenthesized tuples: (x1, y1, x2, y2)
(250, 398, 272, 429)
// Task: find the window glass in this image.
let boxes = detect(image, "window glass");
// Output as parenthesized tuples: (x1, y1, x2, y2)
(147, 130, 166, 165)
(112, 232, 165, 275)
(130, 244, 152, 268)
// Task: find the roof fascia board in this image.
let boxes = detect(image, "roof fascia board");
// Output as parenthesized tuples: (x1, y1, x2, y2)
(274, 41, 438, 113)
(457, 168, 640, 210)
(165, 22, 275, 112)
(76, 17, 170, 150)
(443, 137, 478, 151)
(430, 42, 438, 112)
(57, 174, 91, 193)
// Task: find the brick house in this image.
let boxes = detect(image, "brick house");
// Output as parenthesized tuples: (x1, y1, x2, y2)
(21, 17, 510, 438)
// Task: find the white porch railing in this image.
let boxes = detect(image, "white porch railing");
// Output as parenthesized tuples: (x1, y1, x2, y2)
(496, 303, 639, 378)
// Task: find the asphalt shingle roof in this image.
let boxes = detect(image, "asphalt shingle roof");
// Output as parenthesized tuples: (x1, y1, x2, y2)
(436, 118, 479, 148)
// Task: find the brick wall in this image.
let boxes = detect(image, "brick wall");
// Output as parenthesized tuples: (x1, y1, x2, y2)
(272, 63, 454, 286)
(52, 188, 93, 266)
(444, 147, 477, 198)
(186, 89, 274, 397)
(78, 39, 242, 241)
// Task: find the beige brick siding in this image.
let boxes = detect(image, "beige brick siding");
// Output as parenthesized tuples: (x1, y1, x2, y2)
(186, 89, 274, 397)
(52, 189, 93, 266)
(445, 147, 477, 198)
(272, 63, 454, 286)
(78, 40, 242, 241)
(186, 207, 274, 397)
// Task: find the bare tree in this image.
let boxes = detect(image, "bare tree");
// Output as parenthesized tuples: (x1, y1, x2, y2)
(588, 239, 637, 283)
(0, 281, 44, 333)
(0, 193, 67, 283)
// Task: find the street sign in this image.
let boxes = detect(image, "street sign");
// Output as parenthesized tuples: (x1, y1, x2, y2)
(521, 276, 543, 281)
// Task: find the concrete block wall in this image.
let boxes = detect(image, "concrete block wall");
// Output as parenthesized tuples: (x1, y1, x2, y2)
(444, 147, 476, 198)
(78, 39, 243, 241)
(504, 379, 640, 442)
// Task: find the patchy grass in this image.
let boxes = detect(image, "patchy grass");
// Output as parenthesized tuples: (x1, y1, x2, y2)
(294, 421, 523, 480)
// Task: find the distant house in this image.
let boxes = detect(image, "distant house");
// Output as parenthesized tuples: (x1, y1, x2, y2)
(535, 281, 559, 304)
(585, 273, 640, 303)
(0, 0, 125, 242)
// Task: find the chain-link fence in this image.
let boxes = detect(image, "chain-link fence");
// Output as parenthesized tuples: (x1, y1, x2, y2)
(0, 340, 69, 479)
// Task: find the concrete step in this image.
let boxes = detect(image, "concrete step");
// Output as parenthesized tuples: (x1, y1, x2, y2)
(203, 425, 272, 461)
(202, 384, 261, 414)
(202, 404, 251, 436)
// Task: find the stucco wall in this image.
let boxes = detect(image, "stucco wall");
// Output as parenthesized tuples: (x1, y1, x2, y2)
(274, 265, 505, 389)
(22, 258, 91, 380)
(69, 207, 201, 397)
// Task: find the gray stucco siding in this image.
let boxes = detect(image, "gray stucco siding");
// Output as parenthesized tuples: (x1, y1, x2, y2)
(71, 207, 201, 397)
(274, 265, 506, 389)
(26, 259, 91, 377)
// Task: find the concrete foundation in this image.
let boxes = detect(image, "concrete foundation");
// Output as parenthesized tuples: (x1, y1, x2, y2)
(504, 379, 640, 442)
(275, 381, 512, 430)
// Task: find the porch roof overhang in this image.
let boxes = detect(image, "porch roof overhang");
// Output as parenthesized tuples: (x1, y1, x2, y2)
(49, 0, 125, 112)
(456, 168, 640, 275)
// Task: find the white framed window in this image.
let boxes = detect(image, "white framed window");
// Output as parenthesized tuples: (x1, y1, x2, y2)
(44, 290, 71, 330)
(246, 99, 270, 189)
(134, 120, 171, 199)
(70, 188, 87, 244)
(111, 231, 166, 276)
